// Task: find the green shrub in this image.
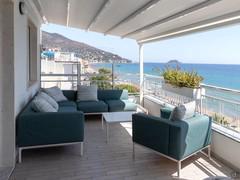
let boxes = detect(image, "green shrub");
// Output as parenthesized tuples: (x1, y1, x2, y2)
(115, 84, 139, 93)
(162, 67, 203, 88)
(90, 68, 112, 89)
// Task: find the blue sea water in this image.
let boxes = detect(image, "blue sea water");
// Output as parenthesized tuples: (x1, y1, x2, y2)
(92, 63, 240, 90)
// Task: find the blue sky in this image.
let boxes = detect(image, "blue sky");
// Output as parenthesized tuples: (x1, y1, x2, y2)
(41, 23, 240, 64)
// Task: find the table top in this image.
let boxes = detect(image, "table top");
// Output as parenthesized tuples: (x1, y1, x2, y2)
(102, 111, 137, 123)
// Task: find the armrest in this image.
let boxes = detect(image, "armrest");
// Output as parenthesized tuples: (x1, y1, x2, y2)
(132, 113, 170, 155)
(168, 114, 212, 160)
(17, 112, 84, 147)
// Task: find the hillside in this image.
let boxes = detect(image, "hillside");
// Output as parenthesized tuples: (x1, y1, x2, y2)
(42, 31, 131, 63)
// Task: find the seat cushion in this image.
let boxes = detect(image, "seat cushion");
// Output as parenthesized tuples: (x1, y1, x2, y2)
(58, 101, 77, 108)
(58, 106, 77, 112)
(77, 101, 108, 113)
(105, 100, 137, 112)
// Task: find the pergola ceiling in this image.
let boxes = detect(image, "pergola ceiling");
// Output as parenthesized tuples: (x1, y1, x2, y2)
(37, 0, 240, 43)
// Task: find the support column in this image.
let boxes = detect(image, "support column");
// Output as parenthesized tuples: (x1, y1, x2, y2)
(139, 44, 144, 106)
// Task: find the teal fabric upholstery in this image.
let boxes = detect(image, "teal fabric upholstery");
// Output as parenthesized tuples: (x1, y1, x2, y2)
(17, 101, 84, 147)
(132, 113, 212, 161)
(77, 101, 108, 113)
(98, 89, 128, 100)
(62, 90, 77, 101)
(58, 100, 77, 108)
(58, 106, 77, 112)
(105, 100, 137, 112)
(160, 107, 173, 119)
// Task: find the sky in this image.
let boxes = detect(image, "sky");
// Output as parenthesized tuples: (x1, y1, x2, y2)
(41, 23, 240, 64)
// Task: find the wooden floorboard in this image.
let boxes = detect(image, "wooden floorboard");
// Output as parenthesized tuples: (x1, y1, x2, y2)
(10, 116, 234, 180)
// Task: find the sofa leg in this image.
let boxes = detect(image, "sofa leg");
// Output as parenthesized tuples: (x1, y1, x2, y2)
(177, 161, 181, 178)
(80, 142, 83, 156)
(18, 148, 22, 163)
(208, 145, 211, 159)
(132, 142, 135, 160)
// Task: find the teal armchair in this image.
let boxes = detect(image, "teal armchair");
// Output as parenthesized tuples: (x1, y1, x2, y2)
(132, 113, 212, 177)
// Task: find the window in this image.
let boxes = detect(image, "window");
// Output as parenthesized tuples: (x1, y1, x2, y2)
(27, 19, 38, 85)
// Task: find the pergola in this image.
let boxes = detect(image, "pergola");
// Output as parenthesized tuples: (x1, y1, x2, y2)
(32, 0, 240, 104)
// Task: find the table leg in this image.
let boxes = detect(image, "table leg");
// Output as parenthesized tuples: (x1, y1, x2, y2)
(102, 115, 104, 129)
(106, 123, 109, 143)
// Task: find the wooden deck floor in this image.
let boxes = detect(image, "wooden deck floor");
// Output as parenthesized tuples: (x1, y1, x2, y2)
(10, 116, 234, 180)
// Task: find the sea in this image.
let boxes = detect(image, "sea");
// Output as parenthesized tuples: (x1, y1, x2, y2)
(91, 62, 240, 91)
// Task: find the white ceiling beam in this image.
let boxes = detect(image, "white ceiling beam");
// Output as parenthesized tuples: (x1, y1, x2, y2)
(104, 0, 161, 35)
(122, 0, 222, 38)
(66, 0, 70, 27)
(138, 10, 240, 44)
(86, 0, 110, 31)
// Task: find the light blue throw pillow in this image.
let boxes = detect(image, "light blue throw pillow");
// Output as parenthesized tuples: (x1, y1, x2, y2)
(32, 96, 57, 112)
(43, 86, 67, 102)
(38, 92, 59, 111)
(170, 101, 196, 121)
(77, 85, 98, 101)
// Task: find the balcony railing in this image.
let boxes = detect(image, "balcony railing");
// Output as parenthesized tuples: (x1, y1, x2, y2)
(40, 60, 240, 138)
(143, 75, 240, 138)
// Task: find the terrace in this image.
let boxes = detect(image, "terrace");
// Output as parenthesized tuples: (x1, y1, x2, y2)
(1, 0, 240, 179)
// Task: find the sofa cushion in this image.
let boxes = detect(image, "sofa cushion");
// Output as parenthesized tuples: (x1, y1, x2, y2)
(43, 86, 67, 102)
(58, 101, 77, 108)
(105, 100, 137, 112)
(77, 85, 98, 101)
(98, 89, 128, 101)
(170, 101, 196, 121)
(160, 107, 173, 119)
(77, 101, 108, 113)
(31, 97, 57, 113)
(38, 92, 59, 110)
(58, 106, 77, 112)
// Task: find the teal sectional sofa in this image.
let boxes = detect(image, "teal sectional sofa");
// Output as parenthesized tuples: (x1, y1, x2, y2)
(65, 89, 137, 113)
(132, 112, 212, 177)
(16, 89, 137, 162)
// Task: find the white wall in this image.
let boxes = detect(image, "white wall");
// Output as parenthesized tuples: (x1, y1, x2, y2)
(143, 96, 240, 171)
(0, 0, 15, 168)
(14, 0, 41, 116)
(0, 0, 41, 168)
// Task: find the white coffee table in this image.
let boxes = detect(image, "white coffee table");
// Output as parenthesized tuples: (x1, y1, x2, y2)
(102, 105, 147, 143)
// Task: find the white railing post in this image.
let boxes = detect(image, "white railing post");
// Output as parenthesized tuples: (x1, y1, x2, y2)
(77, 63, 81, 86)
(139, 43, 144, 106)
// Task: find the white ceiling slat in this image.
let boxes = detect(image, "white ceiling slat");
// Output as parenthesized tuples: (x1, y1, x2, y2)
(122, 0, 222, 38)
(86, 0, 111, 31)
(104, 0, 161, 35)
(138, 10, 240, 44)
(39, 0, 240, 43)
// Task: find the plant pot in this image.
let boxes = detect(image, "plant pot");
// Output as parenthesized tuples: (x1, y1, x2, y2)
(162, 82, 205, 100)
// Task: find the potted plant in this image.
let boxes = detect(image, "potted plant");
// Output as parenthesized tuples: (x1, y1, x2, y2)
(161, 67, 204, 99)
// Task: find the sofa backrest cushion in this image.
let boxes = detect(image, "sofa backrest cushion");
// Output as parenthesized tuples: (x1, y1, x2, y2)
(62, 90, 77, 101)
(98, 89, 128, 101)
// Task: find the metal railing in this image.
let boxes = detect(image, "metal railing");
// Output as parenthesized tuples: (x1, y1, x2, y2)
(143, 75, 240, 136)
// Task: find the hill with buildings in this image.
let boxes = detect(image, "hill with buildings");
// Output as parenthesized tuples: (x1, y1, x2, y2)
(42, 31, 131, 63)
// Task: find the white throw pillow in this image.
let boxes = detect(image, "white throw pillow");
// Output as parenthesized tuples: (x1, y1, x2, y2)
(43, 86, 67, 102)
(37, 92, 59, 111)
(31, 96, 57, 112)
(77, 85, 98, 101)
(170, 101, 196, 121)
